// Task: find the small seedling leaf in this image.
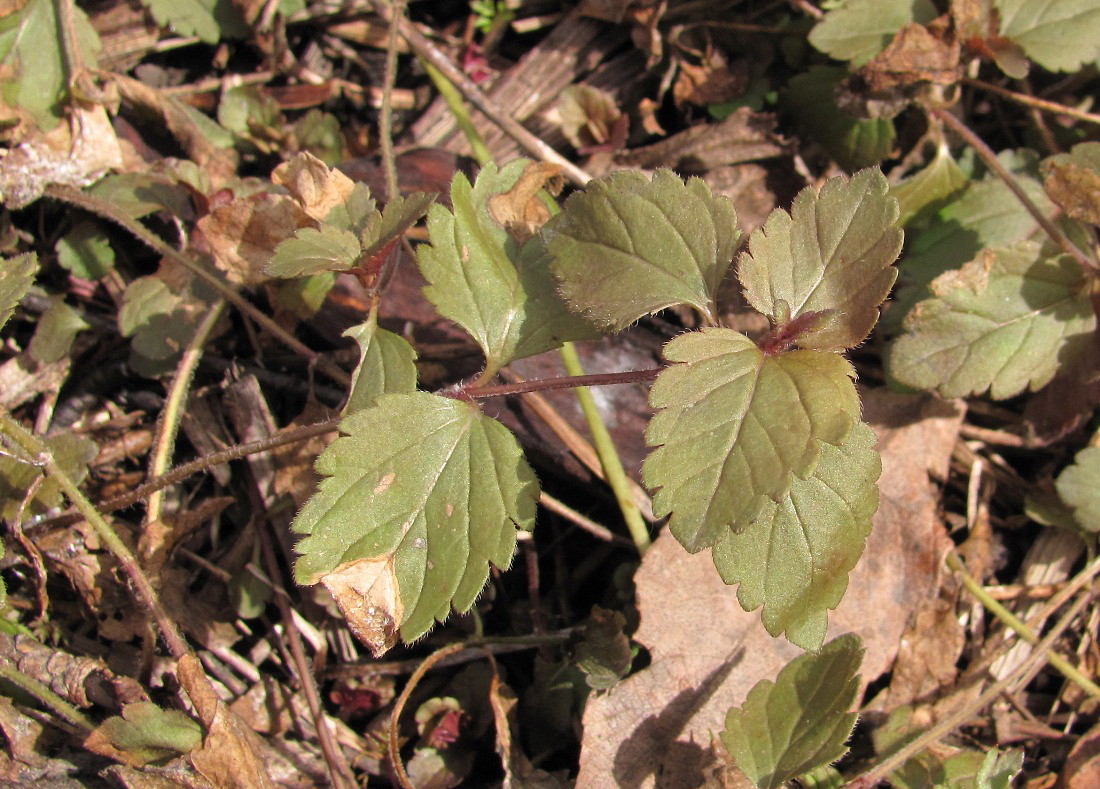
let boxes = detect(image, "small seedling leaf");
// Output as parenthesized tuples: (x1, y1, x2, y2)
(888, 242, 1096, 399)
(739, 168, 902, 351)
(343, 319, 418, 415)
(1042, 141, 1100, 226)
(713, 422, 880, 651)
(1055, 447, 1100, 532)
(418, 161, 600, 377)
(995, 0, 1100, 73)
(0, 252, 38, 332)
(266, 225, 362, 278)
(574, 607, 633, 691)
(141, 0, 221, 45)
(643, 328, 860, 552)
(293, 392, 539, 654)
(28, 298, 90, 364)
(56, 222, 116, 280)
(890, 143, 969, 227)
(808, 0, 937, 66)
(89, 701, 202, 766)
(543, 169, 740, 329)
(118, 276, 180, 338)
(721, 633, 862, 789)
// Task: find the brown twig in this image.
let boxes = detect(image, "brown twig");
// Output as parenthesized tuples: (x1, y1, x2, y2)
(466, 368, 662, 399)
(963, 77, 1100, 127)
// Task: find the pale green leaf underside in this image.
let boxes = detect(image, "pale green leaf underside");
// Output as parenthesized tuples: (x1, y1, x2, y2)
(712, 422, 880, 651)
(141, 0, 221, 44)
(1055, 447, 1100, 532)
(28, 298, 90, 365)
(543, 169, 740, 330)
(807, 0, 937, 65)
(739, 168, 902, 351)
(995, 0, 1100, 73)
(57, 222, 116, 280)
(0, 0, 100, 129)
(890, 144, 969, 227)
(292, 392, 539, 642)
(418, 161, 599, 377)
(266, 225, 361, 278)
(889, 242, 1095, 399)
(643, 328, 860, 553)
(342, 320, 418, 415)
(721, 633, 862, 789)
(0, 252, 38, 333)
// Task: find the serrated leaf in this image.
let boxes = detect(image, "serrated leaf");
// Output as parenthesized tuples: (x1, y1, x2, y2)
(994, 0, 1100, 73)
(28, 298, 89, 364)
(56, 221, 115, 280)
(888, 242, 1096, 399)
(292, 392, 539, 654)
(784, 67, 897, 172)
(360, 191, 436, 261)
(543, 168, 740, 329)
(0, 431, 97, 521)
(266, 225, 361, 278)
(141, 0, 221, 44)
(739, 168, 902, 351)
(418, 161, 601, 377)
(92, 701, 202, 765)
(0, 252, 37, 332)
(890, 143, 970, 227)
(1055, 446, 1100, 532)
(343, 319, 418, 415)
(293, 109, 343, 165)
(721, 633, 862, 789)
(712, 422, 880, 651)
(1042, 141, 1100, 226)
(0, 0, 100, 129)
(643, 328, 860, 552)
(808, 0, 937, 65)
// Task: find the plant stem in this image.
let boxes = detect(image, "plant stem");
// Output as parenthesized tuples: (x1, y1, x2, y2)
(962, 77, 1100, 127)
(42, 184, 351, 387)
(931, 108, 1098, 274)
(379, 0, 406, 200)
(0, 661, 94, 732)
(422, 61, 493, 166)
(557, 344, 652, 554)
(467, 367, 661, 399)
(946, 550, 1100, 699)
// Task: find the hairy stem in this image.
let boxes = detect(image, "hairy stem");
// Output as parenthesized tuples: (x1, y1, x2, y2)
(0, 661, 93, 732)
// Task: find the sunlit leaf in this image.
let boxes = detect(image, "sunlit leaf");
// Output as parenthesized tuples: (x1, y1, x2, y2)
(293, 392, 539, 653)
(118, 276, 180, 338)
(784, 67, 896, 172)
(141, 0, 221, 45)
(360, 192, 436, 262)
(0, 431, 97, 521)
(808, 0, 937, 66)
(995, 0, 1100, 73)
(56, 221, 115, 280)
(891, 143, 969, 227)
(738, 168, 902, 352)
(721, 634, 862, 789)
(0, 252, 37, 333)
(28, 298, 89, 364)
(90, 702, 202, 766)
(1055, 447, 1100, 532)
(266, 225, 361, 278)
(0, 0, 100, 129)
(888, 242, 1095, 399)
(643, 328, 860, 552)
(418, 161, 600, 378)
(343, 318, 418, 415)
(543, 168, 740, 329)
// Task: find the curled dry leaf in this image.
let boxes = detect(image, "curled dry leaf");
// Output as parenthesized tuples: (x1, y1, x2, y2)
(318, 556, 403, 657)
(196, 194, 314, 285)
(272, 151, 357, 222)
(486, 161, 564, 243)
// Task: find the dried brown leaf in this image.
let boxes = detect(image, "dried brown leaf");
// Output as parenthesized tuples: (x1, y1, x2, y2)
(486, 161, 563, 243)
(319, 556, 403, 657)
(196, 194, 312, 285)
(272, 152, 357, 222)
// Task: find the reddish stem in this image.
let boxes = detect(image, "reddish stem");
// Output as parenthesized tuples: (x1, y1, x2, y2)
(464, 368, 662, 399)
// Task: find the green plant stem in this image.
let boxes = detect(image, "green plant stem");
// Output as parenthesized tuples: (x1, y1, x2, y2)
(931, 108, 1098, 274)
(0, 661, 93, 732)
(946, 550, 1100, 699)
(146, 298, 226, 524)
(422, 61, 492, 166)
(42, 184, 351, 387)
(558, 344, 651, 555)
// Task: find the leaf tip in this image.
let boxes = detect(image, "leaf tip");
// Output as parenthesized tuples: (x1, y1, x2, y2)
(318, 555, 404, 657)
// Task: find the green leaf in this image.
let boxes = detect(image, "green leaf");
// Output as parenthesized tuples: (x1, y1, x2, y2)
(890, 143, 970, 227)
(88, 172, 196, 220)
(343, 319, 419, 415)
(738, 168, 902, 351)
(293, 109, 344, 165)
(28, 298, 89, 364)
(1042, 141, 1100, 226)
(140, 0, 221, 44)
(721, 634, 862, 789)
(808, 0, 937, 65)
(0, 252, 37, 333)
(1055, 447, 1100, 532)
(643, 328, 860, 552)
(56, 221, 115, 280)
(266, 225, 362, 278)
(93, 702, 202, 765)
(543, 168, 740, 329)
(0, 431, 98, 521)
(217, 84, 282, 149)
(712, 422, 880, 651)
(784, 67, 896, 172)
(268, 271, 335, 319)
(292, 392, 539, 654)
(0, 0, 101, 130)
(118, 276, 180, 337)
(418, 161, 601, 377)
(995, 0, 1100, 73)
(574, 607, 633, 691)
(888, 242, 1096, 399)
(360, 191, 437, 262)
